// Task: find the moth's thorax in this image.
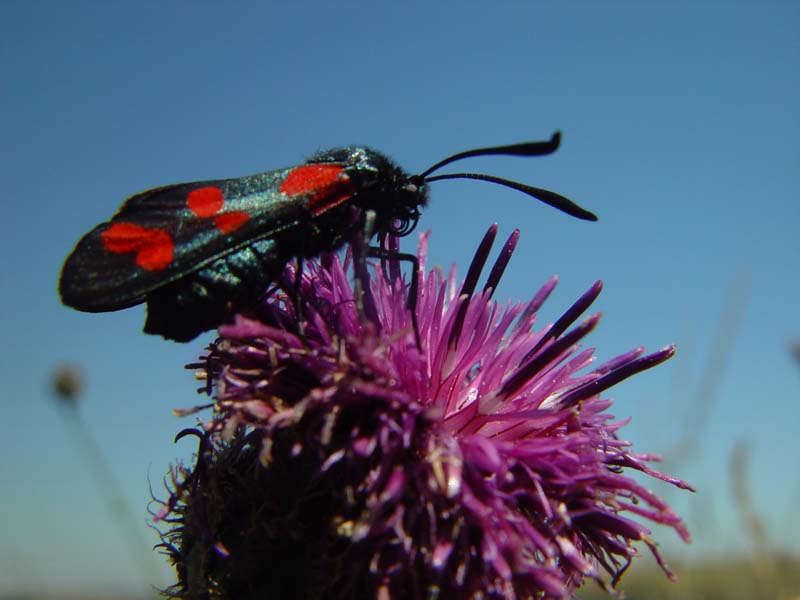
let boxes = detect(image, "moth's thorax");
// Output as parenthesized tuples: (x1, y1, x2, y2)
(308, 146, 429, 237)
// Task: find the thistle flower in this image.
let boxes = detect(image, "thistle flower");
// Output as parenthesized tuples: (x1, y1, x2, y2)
(158, 225, 692, 599)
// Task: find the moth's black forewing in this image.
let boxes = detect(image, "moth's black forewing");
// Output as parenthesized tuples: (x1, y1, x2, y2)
(58, 170, 310, 313)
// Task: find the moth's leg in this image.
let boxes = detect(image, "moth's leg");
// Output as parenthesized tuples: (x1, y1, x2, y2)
(294, 256, 305, 339)
(352, 211, 380, 334)
(365, 244, 421, 350)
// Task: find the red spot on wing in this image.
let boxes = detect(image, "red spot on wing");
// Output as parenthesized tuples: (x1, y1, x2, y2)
(214, 211, 250, 233)
(186, 185, 250, 234)
(187, 186, 224, 217)
(100, 222, 174, 271)
(280, 165, 356, 216)
(280, 165, 346, 196)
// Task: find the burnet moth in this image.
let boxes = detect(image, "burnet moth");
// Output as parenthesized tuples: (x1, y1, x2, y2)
(59, 132, 597, 342)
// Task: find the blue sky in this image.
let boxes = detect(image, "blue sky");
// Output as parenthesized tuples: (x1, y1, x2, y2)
(2, 1, 798, 595)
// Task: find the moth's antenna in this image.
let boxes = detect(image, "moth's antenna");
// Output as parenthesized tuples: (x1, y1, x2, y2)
(418, 132, 562, 179)
(416, 132, 598, 221)
(424, 172, 597, 221)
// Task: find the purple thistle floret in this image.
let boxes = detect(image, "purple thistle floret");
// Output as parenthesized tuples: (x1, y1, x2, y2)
(159, 225, 692, 599)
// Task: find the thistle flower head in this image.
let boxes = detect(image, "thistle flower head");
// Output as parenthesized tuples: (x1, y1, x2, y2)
(158, 226, 691, 599)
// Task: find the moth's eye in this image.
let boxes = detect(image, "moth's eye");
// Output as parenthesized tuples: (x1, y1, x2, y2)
(389, 213, 419, 237)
